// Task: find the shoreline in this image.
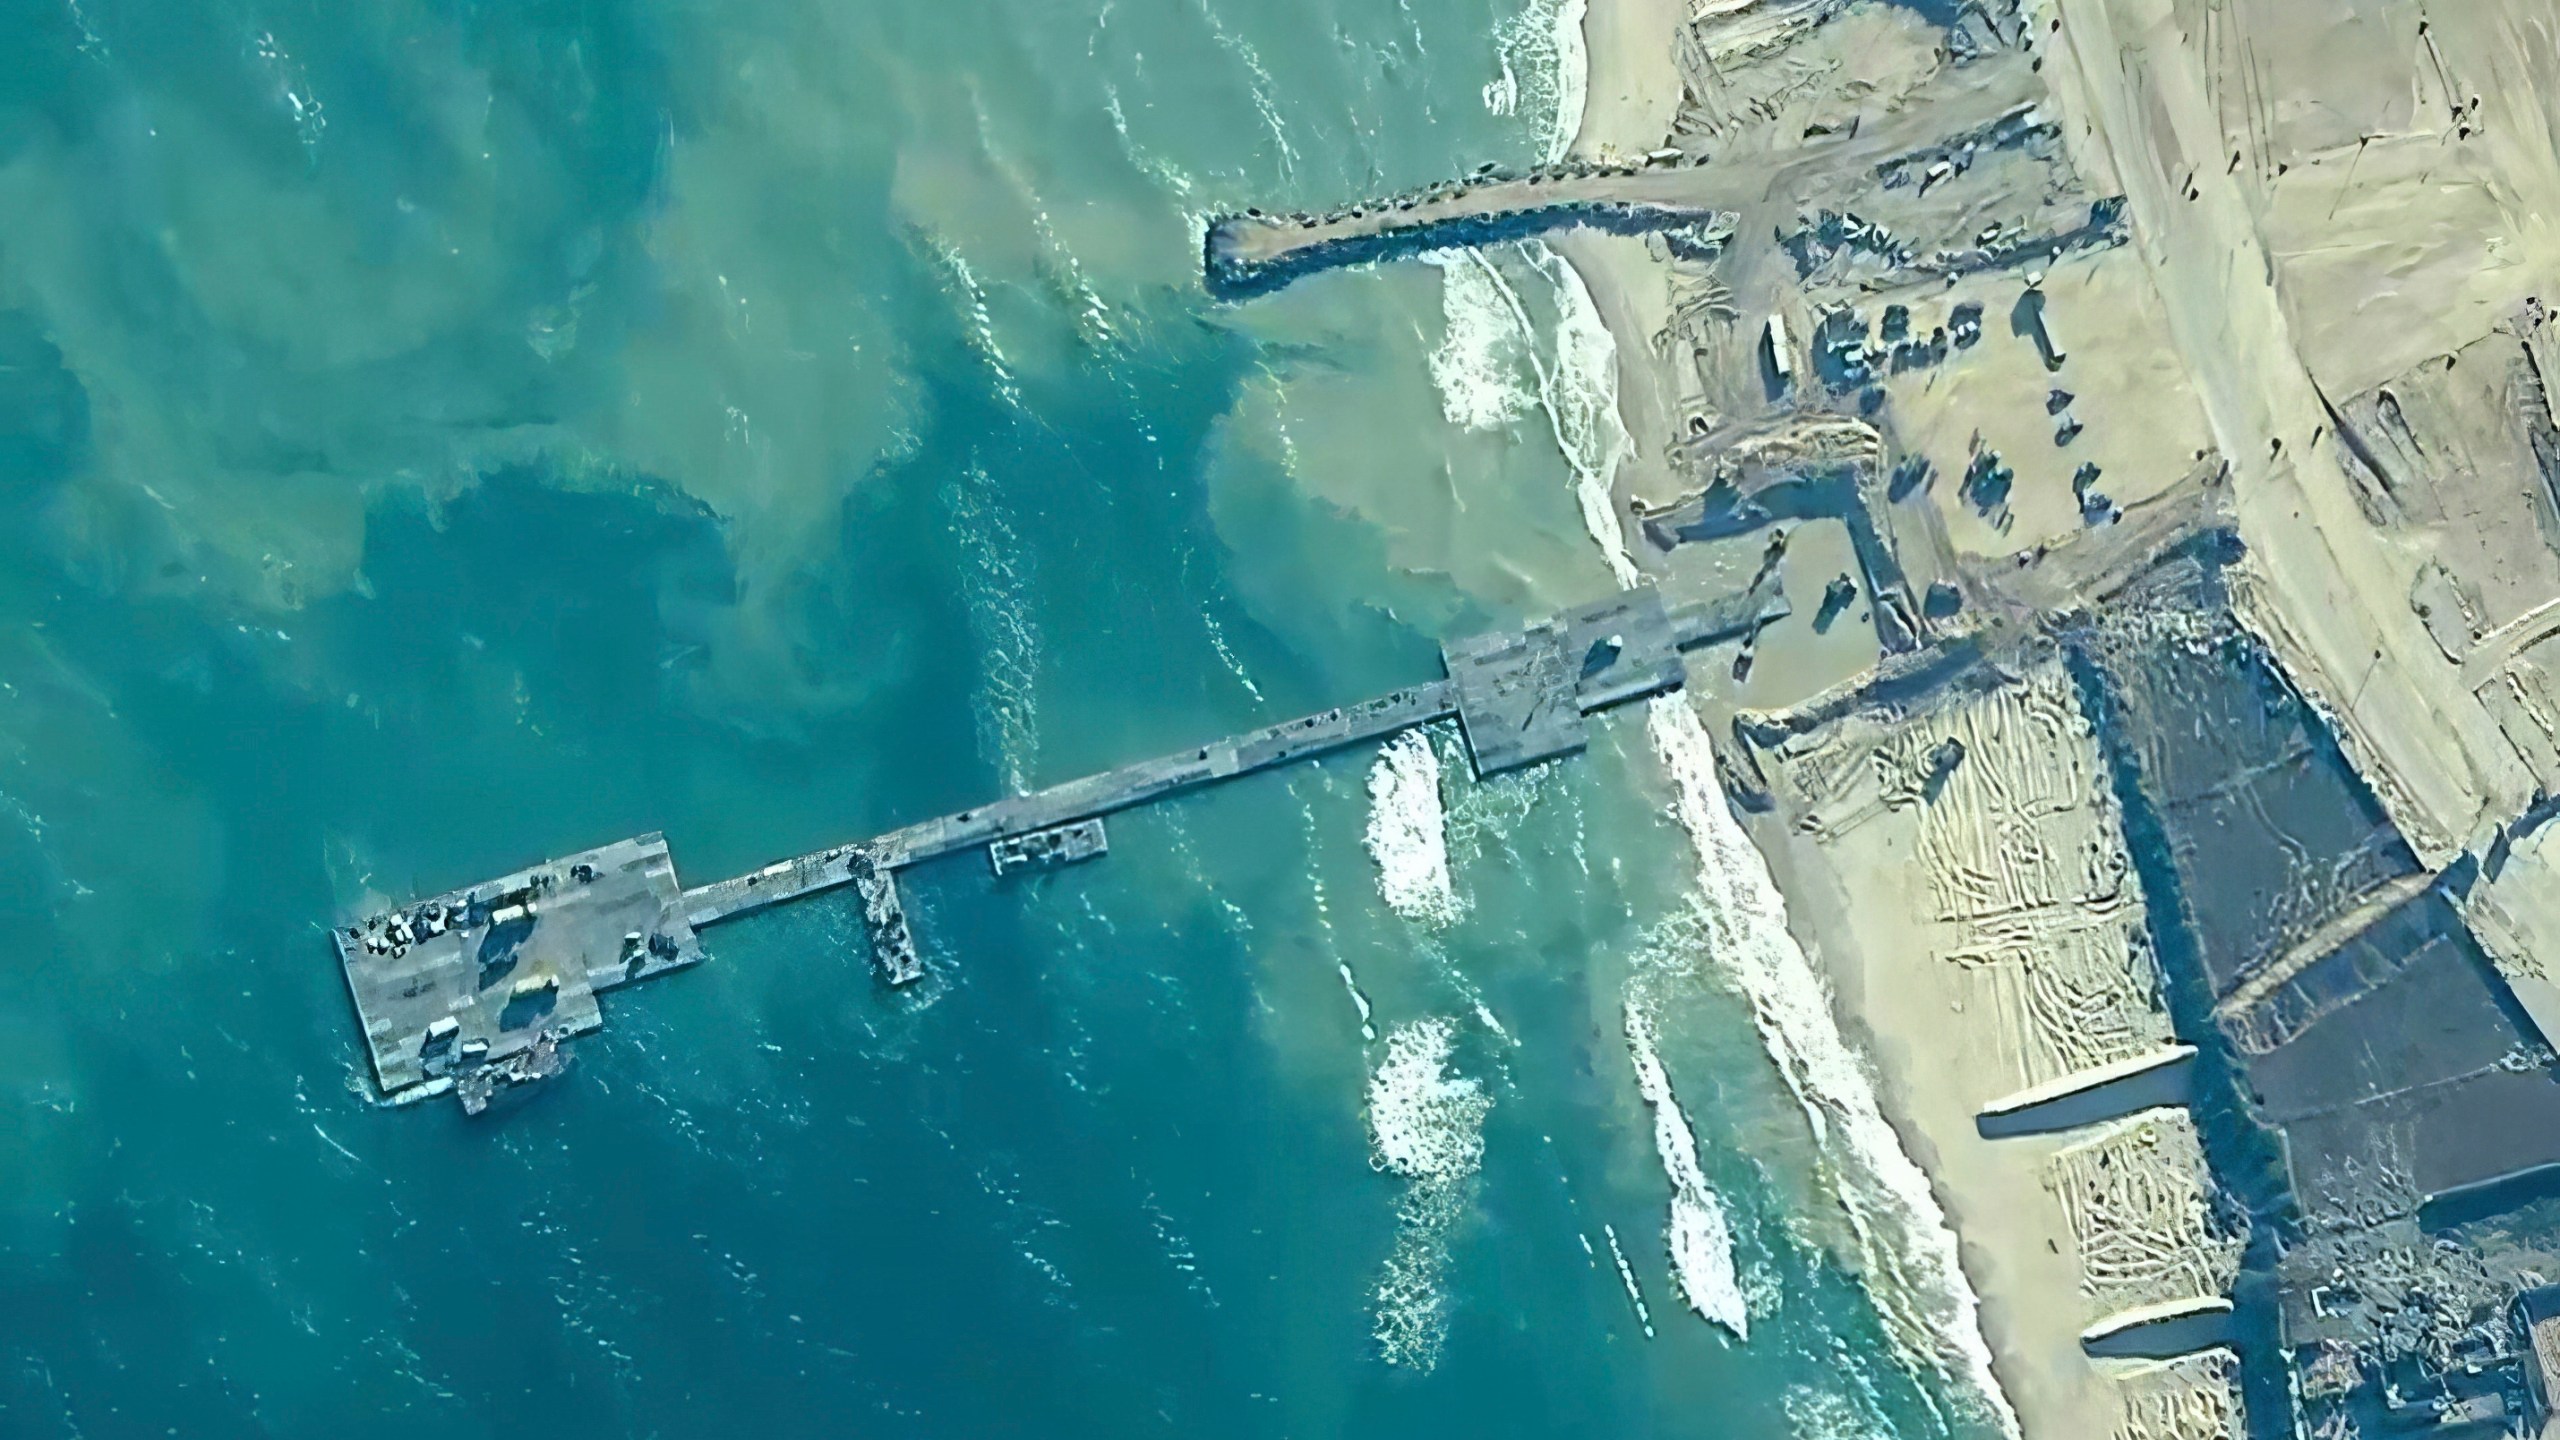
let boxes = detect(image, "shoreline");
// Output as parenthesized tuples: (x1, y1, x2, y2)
(1549, 4, 2114, 1436)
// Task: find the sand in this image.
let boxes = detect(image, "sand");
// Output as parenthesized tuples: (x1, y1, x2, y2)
(1558, 3, 2248, 1435)
(2030, 0, 2558, 869)
(1522, 0, 2560, 1430)
(1738, 654, 2240, 1439)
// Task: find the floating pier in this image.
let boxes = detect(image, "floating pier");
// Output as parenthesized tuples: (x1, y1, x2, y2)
(332, 835, 705, 1113)
(335, 581, 1783, 1110)
(990, 818, 1108, 875)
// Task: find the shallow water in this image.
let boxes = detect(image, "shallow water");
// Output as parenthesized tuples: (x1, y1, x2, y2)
(0, 1, 1992, 1435)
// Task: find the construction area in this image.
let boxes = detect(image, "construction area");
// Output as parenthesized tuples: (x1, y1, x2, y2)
(1186, 0, 2560, 1431)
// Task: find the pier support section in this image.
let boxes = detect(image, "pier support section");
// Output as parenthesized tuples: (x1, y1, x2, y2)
(851, 851, 923, 986)
(1446, 583, 1785, 778)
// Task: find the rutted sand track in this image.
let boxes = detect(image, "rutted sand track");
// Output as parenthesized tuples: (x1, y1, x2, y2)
(1743, 654, 2237, 1437)
(2045, 1112, 2239, 1327)
(1772, 661, 2172, 1096)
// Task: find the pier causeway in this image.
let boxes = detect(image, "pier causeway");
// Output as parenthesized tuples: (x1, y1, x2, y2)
(1204, 158, 1732, 299)
(333, 581, 1782, 1110)
(1201, 86, 2058, 300)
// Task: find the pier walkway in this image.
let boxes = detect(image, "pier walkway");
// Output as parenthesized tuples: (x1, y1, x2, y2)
(679, 679, 1459, 931)
(333, 581, 1782, 1110)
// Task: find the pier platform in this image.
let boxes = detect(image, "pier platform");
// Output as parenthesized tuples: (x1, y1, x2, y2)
(334, 834, 704, 1109)
(991, 819, 1108, 875)
(335, 581, 1781, 1111)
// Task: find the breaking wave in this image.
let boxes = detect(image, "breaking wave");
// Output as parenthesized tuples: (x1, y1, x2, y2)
(1499, 93, 2018, 1421)
(1365, 1017, 1492, 1370)
(1491, 0, 1588, 163)
(1522, 241, 1639, 586)
(1441, 239, 1633, 586)
(1368, 1016, 1489, 1185)
(1646, 700, 2020, 1437)
(1482, 53, 1520, 117)
(1603, 1221, 1655, 1338)
(1338, 960, 1378, 1043)
(1624, 1003, 1749, 1339)
(1364, 729, 1464, 926)
(1422, 251, 1536, 432)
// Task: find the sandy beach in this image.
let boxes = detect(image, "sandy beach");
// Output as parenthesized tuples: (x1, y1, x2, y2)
(1558, 3, 2247, 1434)
(1160, 0, 2560, 1427)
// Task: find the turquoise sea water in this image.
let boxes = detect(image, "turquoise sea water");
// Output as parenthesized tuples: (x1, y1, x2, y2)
(0, 2, 1997, 1436)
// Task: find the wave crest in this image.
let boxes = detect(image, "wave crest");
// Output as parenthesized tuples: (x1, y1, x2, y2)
(1624, 1003, 1750, 1338)
(1366, 1018, 1492, 1370)
(1646, 700, 2021, 1437)
(1516, 176, 2018, 1430)
(1365, 729, 1465, 926)
(1422, 252, 1535, 432)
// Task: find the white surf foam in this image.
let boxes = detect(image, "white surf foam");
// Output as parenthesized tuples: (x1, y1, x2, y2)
(1511, 177, 2021, 1432)
(1338, 961, 1378, 1043)
(1483, 55, 1520, 118)
(942, 463, 1043, 794)
(1422, 251, 1536, 432)
(1521, 242, 1639, 585)
(1624, 1003, 1749, 1339)
(1365, 1017, 1493, 1370)
(1601, 1221, 1655, 1338)
(1440, 241, 1636, 590)
(1491, 0, 1588, 163)
(1548, 0, 1589, 165)
(1444, 729, 1555, 866)
(1646, 699, 2021, 1437)
(1367, 1018, 1489, 1183)
(1374, 1180, 1466, 1368)
(1487, 261, 1749, 1366)
(1364, 729, 1465, 926)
